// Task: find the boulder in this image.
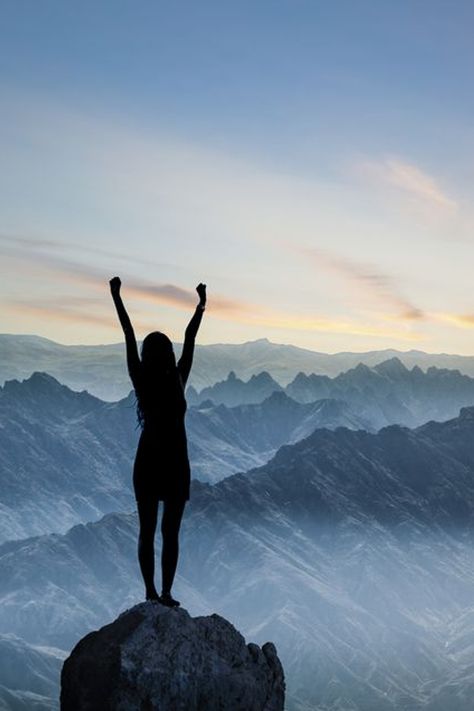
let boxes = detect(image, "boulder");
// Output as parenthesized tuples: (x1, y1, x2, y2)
(60, 602, 285, 710)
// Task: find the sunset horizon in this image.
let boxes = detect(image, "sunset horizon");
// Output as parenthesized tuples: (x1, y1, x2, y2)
(2, 2, 473, 354)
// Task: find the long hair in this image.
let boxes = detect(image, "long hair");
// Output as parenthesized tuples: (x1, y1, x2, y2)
(136, 331, 182, 428)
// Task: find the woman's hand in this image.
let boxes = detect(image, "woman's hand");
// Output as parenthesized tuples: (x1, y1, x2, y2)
(196, 283, 207, 306)
(109, 276, 121, 295)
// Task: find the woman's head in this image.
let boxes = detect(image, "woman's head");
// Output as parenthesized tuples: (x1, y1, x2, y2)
(141, 331, 176, 373)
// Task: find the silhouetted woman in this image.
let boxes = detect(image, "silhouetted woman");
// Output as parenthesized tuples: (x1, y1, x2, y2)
(110, 276, 206, 606)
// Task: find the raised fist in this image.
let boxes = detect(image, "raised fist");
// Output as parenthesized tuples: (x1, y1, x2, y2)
(196, 283, 207, 305)
(109, 276, 121, 294)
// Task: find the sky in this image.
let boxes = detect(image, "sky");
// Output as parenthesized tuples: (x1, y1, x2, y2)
(1, 0, 474, 353)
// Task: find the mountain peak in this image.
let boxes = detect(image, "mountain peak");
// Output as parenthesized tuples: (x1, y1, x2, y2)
(250, 337, 271, 344)
(3, 371, 64, 395)
(374, 357, 408, 377)
(249, 371, 278, 384)
(61, 602, 285, 710)
(349, 362, 373, 376)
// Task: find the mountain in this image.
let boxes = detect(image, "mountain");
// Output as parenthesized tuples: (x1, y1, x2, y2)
(0, 372, 139, 543)
(3, 334, 474, 400)
(187, 370, 283, 407)
(187, 392, 372, 483)
(0, 374, 369, 542)
(2, 361, 474, 543)
(2, 409, 474, 709)
(193, 357, 474, 428)
(0, 635, 65, 711)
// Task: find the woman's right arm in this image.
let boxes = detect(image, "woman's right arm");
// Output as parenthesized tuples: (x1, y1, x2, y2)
(109, 276, 140, 386)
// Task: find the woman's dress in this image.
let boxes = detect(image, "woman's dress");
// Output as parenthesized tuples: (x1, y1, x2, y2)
(122, 305, 203, 504)
(133, 372, 190, 502)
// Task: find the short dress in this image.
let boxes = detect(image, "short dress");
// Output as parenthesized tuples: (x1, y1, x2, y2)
(132, 373, 190, 503)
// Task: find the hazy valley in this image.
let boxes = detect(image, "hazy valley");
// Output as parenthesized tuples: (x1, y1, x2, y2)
(2, 336, 474, 709)
(2, 410, 474, 709)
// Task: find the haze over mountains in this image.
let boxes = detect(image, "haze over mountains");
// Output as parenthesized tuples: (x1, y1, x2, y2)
(3, 334, 474, 400)
(2, 409, 474, 710)
(2, 335, 474, 710)
(3, 353, 474, 544)
(189, 358, 474, 428)
(0, 372, 370, 543)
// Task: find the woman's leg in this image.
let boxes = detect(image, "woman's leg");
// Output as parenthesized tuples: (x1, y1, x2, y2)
(136, 496, 160, 600)
(161, 499, 186, 597)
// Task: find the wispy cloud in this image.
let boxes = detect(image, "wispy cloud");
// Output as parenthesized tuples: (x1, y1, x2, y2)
(1, 237, 260, 321)
(299, 247, 424, 321)
(237, 312, 422, 341)
(357, 156, 457, 212)
(435, 312, 474, 329)
(9, 300, 118, 330)
(125, 283, 248, 315)
(0, 233, 178, 271)
(2, 98, 471, 351)
(8, 294, 419, 342)
(3, 236, 419, 341)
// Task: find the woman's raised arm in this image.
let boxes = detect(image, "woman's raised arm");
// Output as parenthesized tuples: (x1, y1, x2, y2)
(178, 283, 206, 386)
(109, 276, 140, 387)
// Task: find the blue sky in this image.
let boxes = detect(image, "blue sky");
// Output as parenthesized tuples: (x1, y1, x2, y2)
(1, 1, 474, 352)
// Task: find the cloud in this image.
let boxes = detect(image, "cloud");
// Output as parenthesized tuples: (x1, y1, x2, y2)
(1, 237, 260, 323)
(0, 233, 178, 271)
(8, 295, 420, 343)
(3, 237, 420, 342)
(357, 156, 457, 212)
(434, 312, 474, 329)
(1, 227, 428, 347)
(2, 99, 464, 350)
(236, 312, 422, 341)
(299, 247, 424, 321)
(8, 300, 118, 330)
(125, 283, 248, 315)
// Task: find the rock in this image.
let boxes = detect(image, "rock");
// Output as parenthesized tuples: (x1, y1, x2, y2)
(60, 602, 285, 711)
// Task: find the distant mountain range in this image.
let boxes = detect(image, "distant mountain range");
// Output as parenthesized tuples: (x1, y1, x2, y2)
(189, 357, 474, 428)
(3, 334, 474, 400)
(3, 357, 474, 543)
(2, 408, 474, 709)
(0, 373, 369, 543)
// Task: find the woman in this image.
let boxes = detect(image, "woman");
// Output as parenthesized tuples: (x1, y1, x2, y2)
(110, 276, 206, 607)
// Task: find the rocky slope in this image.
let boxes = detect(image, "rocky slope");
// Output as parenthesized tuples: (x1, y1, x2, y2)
(61, 602, 285, 711)
(187, 392, 371, 482)
(0, 635, 65, 711)
(0, 373, 368, 541)
(0, 372, 139, 543)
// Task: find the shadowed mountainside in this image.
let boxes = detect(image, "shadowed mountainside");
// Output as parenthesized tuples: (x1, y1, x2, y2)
(3, 360, 474, 543)
(2, 409, 474, 709)
(0, 373, 369, 542)
(189, 357, 474, 428)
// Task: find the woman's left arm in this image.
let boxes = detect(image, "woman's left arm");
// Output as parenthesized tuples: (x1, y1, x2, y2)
(178, 283, 206, 386)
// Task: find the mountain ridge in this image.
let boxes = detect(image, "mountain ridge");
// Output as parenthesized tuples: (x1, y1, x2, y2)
(2, 407, 474, 708)
(3, 333, 474, 399)
(0, 371, 370, 543)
